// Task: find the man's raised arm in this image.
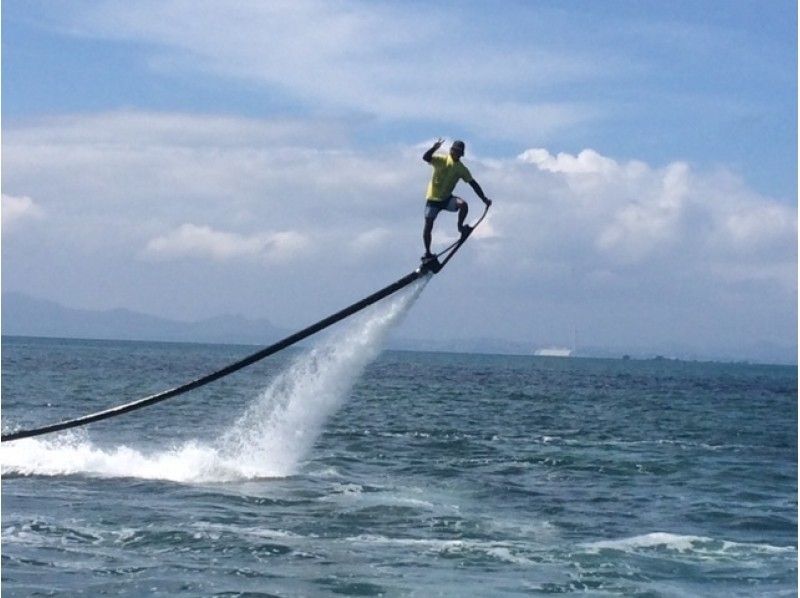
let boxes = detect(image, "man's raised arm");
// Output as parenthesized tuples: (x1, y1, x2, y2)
(423, 138, 444, 163)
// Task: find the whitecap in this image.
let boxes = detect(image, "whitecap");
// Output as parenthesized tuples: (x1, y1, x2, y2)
(583, 531, 796, 557)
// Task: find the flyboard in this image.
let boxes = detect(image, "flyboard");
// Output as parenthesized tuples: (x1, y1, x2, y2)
(420, 204, 489, 274)
(2, 205, 490, 442)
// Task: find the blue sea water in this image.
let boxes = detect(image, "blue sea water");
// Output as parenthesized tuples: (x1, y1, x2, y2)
(1, 287, 797, 596)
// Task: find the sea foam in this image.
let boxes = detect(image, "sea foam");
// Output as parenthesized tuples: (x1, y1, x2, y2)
(582, 532, 796, 557)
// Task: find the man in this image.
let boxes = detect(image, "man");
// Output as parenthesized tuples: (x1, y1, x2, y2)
(422, 138, 492, 260)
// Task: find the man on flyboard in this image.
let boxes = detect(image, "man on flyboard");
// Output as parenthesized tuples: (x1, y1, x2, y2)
(421, 138, 492, 261)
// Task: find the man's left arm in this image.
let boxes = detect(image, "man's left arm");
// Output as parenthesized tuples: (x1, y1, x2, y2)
(468, 180, 492, 207)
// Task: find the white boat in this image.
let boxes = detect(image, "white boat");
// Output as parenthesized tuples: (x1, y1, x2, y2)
(534, 347, 572, 357)
(534, 327, 577, 357)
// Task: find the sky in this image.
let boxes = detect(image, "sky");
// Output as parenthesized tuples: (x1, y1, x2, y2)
(2, 0, 797, 361)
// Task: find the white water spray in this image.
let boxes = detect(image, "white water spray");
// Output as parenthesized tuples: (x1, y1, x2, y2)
(1, 276, 429, 482)
(215, 275, 428, 477)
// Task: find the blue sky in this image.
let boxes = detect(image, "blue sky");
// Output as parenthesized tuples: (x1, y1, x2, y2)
(4, 0, 796, 198)
(2, 0, 797, 361)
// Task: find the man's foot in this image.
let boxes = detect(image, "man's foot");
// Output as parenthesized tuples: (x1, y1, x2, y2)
(419, 254, 441, 273)
(458, 224, 473, 238)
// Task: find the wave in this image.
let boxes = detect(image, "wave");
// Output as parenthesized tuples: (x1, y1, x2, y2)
(350, 534, 537, 565)
(583, 532, 796, 557)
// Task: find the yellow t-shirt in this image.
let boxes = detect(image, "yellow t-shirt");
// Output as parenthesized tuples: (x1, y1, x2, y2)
(426, 155, 473, 201)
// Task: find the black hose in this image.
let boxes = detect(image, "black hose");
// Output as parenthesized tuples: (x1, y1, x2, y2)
(2, 205, 489, 442)
(2, 269, 426, 442)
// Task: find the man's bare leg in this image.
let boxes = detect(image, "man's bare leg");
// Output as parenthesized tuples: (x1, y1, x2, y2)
(457, 199, 469, 233)
(423, 217, 435, 258)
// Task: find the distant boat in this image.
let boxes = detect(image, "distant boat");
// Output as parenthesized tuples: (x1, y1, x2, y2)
(534, 347, 572, 357)
(534, 326, 577, 358)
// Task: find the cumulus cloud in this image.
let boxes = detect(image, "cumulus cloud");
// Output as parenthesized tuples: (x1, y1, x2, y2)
(2, 194, 45, 230)
(507, 148, 796, 280)
(722, 204, 795, 249)
(2, 111, 795, 357)
(2, 111, 413, 224)
(519, 148, 621, 175)
(5, 112, 795, 280)
(143, 223, 309, 263)
(349, 227, 393, 255)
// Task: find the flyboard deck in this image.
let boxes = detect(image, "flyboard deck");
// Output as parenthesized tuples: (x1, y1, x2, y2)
(419, 205, 489, 274)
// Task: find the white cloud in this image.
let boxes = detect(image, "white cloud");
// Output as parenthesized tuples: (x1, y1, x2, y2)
(519, 148, 619, 175)
(349, 228, 393, 255)
(507, 148, 796, 277)
(7, 110, 346, 149)
(55, 0, 611, 142)
(143, 223, 309, 263)
(2, 194, 45, 230)
(594, 163, 689, 261)
(5, 112, 795, 279)
(723, 204, 795, 248)
(2, 111, 795, 356)
(2, 111, 416, 234)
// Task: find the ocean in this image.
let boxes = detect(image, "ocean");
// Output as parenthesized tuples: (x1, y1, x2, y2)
(1, 283, 797, 596)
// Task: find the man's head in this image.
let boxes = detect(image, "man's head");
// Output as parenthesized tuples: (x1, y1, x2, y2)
(450, 140, 465, 161)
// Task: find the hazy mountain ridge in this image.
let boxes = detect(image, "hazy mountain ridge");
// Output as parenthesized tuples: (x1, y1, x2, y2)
(2, 292, 285, 346)
(2, 292, 795, 365)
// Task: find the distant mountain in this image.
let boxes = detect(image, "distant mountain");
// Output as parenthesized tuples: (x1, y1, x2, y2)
(1, 292, 540, 355)
(2, 292, 286, 346)
(2, 292, 795, 364)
